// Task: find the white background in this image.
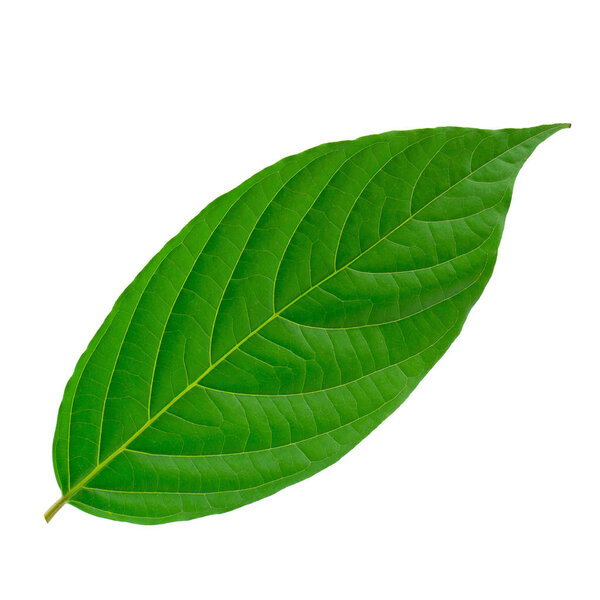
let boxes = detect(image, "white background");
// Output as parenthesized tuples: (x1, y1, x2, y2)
(1, 1, 598, 598)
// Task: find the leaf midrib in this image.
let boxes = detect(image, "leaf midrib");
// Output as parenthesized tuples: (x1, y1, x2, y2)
(57, 127, 559, 508)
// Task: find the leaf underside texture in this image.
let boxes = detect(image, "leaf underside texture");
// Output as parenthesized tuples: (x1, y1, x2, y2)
(48, 124, 568, 524)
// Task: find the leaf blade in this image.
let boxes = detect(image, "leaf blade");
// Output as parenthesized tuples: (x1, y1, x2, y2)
(48, 124, 568, 524)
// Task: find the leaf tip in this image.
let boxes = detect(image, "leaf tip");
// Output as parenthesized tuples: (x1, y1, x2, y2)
(541, 122, 571, 131)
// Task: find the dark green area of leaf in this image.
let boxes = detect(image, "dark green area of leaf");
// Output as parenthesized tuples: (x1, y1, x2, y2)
(47, 124, 568, 524)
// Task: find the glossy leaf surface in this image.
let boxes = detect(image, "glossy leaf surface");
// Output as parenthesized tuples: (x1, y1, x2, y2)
(47, 124, 567, 524)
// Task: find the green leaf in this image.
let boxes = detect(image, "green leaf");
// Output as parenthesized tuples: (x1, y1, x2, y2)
(46, 124, 568, 524)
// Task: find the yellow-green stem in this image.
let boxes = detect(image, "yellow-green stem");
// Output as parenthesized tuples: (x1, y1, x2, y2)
(44, 492, 74, 523)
